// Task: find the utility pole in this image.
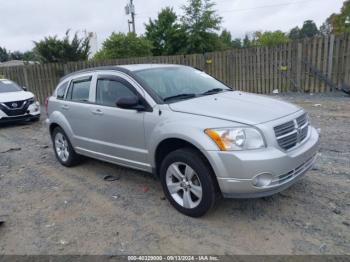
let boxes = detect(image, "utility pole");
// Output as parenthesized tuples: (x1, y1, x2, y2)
(125, 0, 136, 34)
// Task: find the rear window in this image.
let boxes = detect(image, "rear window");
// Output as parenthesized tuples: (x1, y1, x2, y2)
(0, 80, 22, 93)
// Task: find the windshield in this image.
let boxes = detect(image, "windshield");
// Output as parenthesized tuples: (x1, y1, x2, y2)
(0, 79, 22, 93)
(134, 67, 231, 102)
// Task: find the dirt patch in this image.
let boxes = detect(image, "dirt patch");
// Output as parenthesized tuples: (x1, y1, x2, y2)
(0, 92, 349, 255)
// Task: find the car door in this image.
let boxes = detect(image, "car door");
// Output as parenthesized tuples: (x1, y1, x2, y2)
(88, 73, 150, 171)
(61, 73, 96, 151)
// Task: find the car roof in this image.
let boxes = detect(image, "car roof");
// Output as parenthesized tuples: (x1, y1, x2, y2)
(60, 64, 187, 82)
(118, 64, 184, 71)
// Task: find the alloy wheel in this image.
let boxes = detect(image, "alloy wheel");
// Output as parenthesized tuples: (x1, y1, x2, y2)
(54, 132, 70, 162)
(165, 162, 203, 209)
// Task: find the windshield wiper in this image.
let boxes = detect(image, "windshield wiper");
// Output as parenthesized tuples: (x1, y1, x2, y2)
(200, 88, 227, 96)
(163, 93, 196, 102)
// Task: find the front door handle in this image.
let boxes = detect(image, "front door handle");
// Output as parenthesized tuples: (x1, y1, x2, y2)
(61, 105, 69, 110)
(92, 109, 104, 116)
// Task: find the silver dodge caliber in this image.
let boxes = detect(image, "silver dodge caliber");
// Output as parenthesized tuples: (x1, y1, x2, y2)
(47, 64, 320, 217)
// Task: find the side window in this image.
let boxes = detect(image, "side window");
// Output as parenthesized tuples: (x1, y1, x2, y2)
(96, 78, 136, 107)
(56, 81, 69, 100)
(66, 77, 91, 102)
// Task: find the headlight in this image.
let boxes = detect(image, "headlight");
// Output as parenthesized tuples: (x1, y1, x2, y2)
(204, 127, 265, 151)
(28, 97, 36, 104)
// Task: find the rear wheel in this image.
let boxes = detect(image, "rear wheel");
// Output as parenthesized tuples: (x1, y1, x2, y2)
(160, 148, 217, 217)
(52, 127, 80, 167)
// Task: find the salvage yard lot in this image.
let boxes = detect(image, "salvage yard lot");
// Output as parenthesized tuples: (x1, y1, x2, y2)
(0, 93, 349, 255)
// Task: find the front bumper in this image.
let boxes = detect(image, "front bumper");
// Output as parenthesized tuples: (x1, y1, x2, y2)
(0, 102, 41, 123)
(206, 126, 320, 198)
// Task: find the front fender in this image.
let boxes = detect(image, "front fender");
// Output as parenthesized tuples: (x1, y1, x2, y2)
(147, 115, 236, 168)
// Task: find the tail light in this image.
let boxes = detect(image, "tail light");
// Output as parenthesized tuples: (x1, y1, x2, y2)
(45, 97, 49, 116)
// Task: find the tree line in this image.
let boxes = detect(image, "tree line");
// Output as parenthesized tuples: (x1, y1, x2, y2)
(1, 0, 350, 64)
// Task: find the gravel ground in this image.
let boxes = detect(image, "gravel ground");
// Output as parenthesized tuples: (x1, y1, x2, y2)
(0, 92, 349, 255)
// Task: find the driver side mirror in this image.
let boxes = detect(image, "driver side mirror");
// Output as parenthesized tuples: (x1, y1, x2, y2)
(22, 86, 28, 91)
(116, 96, 146, 111)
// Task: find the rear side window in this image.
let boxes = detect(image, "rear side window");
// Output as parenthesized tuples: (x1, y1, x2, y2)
(96, 78, 136, 107)
(66, 77, 91, 102)
(56, 81, 69, 100)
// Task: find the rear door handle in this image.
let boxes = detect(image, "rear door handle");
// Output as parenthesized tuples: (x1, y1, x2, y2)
(92, 109, 104, 116)
(61, 105, 69, 110)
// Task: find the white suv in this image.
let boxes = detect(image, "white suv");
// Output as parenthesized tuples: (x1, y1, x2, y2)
(0, 79, 40, 123)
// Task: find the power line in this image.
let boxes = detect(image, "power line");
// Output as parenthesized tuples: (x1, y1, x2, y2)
(136, 0, 321, 20)
(220, 0, 319, 13)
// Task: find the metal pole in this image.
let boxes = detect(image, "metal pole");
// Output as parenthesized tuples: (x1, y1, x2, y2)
(131, 0, 136, 34)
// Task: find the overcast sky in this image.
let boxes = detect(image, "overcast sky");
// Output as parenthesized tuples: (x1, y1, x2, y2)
(0, 0, 345, 52)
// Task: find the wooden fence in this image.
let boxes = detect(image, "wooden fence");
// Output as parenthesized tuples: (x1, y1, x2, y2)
(1, 33, 350, 103)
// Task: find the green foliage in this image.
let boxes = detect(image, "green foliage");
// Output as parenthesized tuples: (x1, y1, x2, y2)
(34, 30, 90, 63)
(326, 0, 350, 34)
(145, 7, 187, 56)
(319, 21, 332, 35)
(94, 33, 152, 60)
(21, 51, 36, 61)
(181, 0, 223, 53)
(243, 35, 252, 48)
(0, 48, 35, 62)
(0, 47, 10, 62)
(253, 31, 289, 47)
(300, 20, 319, 38)
(288, 20, 319, 40)
(219, 30, 232, 46)
(219, 30, 242, 49)
(289, 26, 302, 40)
(232, 38, 242, 49)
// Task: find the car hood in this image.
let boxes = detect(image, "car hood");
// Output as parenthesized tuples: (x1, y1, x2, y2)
(0, 91, 34, 103)
(168, 91, 302, 125)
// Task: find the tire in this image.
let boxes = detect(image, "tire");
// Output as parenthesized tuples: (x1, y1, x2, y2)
(160, 148, 218, 217)
(52, 126, 80, 167)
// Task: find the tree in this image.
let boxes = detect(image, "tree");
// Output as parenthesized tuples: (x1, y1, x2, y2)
(34, 30, 90, 63)
(218, 30, 242, 49)
(289, 26, 302, 40)
(253, 31, 289, 47)
(232, 38, 242, 49)
(219, 29, 233, 49)
(320, 21, 332, 35)
(9, 51, 25, 60)
(242, 34, 251, 48)
(145, 7, 187, 56)
(0, 47, 10, 62)
(300, 20, 319, 38)
(181, 0, 223, 53)
(22, 51, 36, 61)
(94, 32, 152, 60)
(326, 0, 350, 34)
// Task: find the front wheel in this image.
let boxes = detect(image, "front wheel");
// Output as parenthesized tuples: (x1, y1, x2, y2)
(160, 148, 218, 217)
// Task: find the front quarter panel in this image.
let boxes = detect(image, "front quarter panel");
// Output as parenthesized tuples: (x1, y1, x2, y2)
(145, 105, 242, 167)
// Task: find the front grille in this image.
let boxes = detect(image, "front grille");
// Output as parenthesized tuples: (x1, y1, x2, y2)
(0, 98, 33, 117)
(3, 100, 26, 109)
(274, 113, 309, 150)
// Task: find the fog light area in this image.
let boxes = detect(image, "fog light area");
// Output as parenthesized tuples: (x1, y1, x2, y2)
(252, 173, 273, 187)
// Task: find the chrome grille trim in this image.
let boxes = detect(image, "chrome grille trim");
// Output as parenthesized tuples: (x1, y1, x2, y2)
(274, 113, 309, 150)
